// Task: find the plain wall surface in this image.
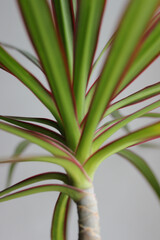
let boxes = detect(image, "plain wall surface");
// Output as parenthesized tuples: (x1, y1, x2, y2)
(0, 1, 160, 239)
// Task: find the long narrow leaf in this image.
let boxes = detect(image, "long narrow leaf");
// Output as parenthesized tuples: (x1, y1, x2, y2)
(0, 116, 65, 144)
(0, 155, 91, 189)
(6, 116, 62, 134)
(118, 149, 160, 198)
(116, 13, 160, 94)
(51, 193, 70, 240)
(0, 184, 84, 202)
(7, 140, 30, 187)
(0, 122, 72, 159)
(142, 113, 160, 118)
(85, 9, 160, 115)
(76, 0, 159, 162)
(104, 82, 160, 117)
(92, 101, 160, 152)
(0, 42, 41, 69)
(0, 172, 69, 197)
(52, 0, 73, 76)
(85, 122, 160, 178)
(73, 0, 106, 121)
(0, 47, 61, 125)
(18, 0, 80, 150)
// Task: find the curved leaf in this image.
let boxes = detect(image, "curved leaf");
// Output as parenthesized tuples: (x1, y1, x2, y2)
(0, 42, 41, 69)
(18, 0, 80, 150)
(51, 193, 70, 240)
(6, 116, 63, 134)
(0, 184, 84, 202)
(0, 122, 72, 159)
(0, 116, 65, 144)
(76, 0, 159, 163)
(104, 82, 160, 117)
(0, 47, 61, 124)
(0, 155, 91, 189)
(92, 101, 160, 152)
(7, 140, 30, 187)
(85, 122, 160, 178)
(118, 149, 160, 198)
(0, 172, 69, 198)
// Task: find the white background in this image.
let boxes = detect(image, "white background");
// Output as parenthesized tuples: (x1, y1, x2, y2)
(0, 0, 160, 239)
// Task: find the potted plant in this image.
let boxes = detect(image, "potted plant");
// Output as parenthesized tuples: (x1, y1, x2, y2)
(0, 0, 160, 239)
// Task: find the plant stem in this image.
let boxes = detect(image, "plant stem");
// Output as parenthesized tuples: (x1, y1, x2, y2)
(77, 188, 101, 240)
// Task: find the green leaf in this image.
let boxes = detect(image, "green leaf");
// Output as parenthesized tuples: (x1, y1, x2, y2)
(52, 0, 73, 76)
(0, 116, 65, 144)
(6, 140, 30, 187)
(142, 113, 160, 118)
(92, 101, 160, 152)
(0, 122, 72, 159)
(0, 155, 91, 189)
(1, 172, 69, 198)
(104, 82, 160, 117)
(85, 122, 160, 178)
(76, 0, 159, 162)
(90, 35, 114, 78)
(51, 193, 70, 240)
(85, 10, 160, 115)
(6, 116, 63, 134)
(0, 184, 84, 202)
(111, 110, 130, 132)
(72, 0, 77, 18)
(73, 0, 106, 121)
(0, 42, 41, 69)
(118, 149, 160, 198)
(0, 47, 61, 124)
(116, 14, 160, 94)
(18, 0, 80, 150)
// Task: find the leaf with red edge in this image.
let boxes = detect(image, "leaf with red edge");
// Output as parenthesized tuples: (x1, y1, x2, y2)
(85, 122, 160, 178)
(0, 184, 84, 202)
(76, 0, 159, 163)
(18, 0, 80, 150)
(51, 193, 70, 240)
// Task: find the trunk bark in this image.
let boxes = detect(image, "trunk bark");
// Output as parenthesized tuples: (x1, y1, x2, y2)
(77, 188, 101, 240)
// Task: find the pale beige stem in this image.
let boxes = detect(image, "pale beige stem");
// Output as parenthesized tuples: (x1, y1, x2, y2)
(77, 188, 101, 240)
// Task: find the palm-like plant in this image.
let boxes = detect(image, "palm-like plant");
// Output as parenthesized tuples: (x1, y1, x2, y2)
(0, 0, 160, 239)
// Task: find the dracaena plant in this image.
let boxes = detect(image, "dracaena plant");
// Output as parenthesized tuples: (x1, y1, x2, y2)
(0, 0, 160, 239)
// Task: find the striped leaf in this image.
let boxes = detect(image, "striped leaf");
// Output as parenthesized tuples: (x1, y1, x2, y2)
(104, 82, 160, 117)
(0, 116, 65, 143)
(73, 0, 106, 121)
(18, 0, 80, 150)
(0, 155, 91, 189)
(92, 101, 160, 152)
(76, 0, 159, 162)
(5, 116, 62, 134)
(0, 122, 72, 159)
(0, 172, 69, 198)
(51, 193, 70, 240)
(84, 7, 160, 117)
(52, 0, 73, 76)
(0, 47, 61, 124)
(0, 184, 84, 202)
(85, 122, 160, 178)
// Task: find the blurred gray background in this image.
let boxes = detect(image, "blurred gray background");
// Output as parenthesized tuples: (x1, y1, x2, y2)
(0, 0, 160, 239)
